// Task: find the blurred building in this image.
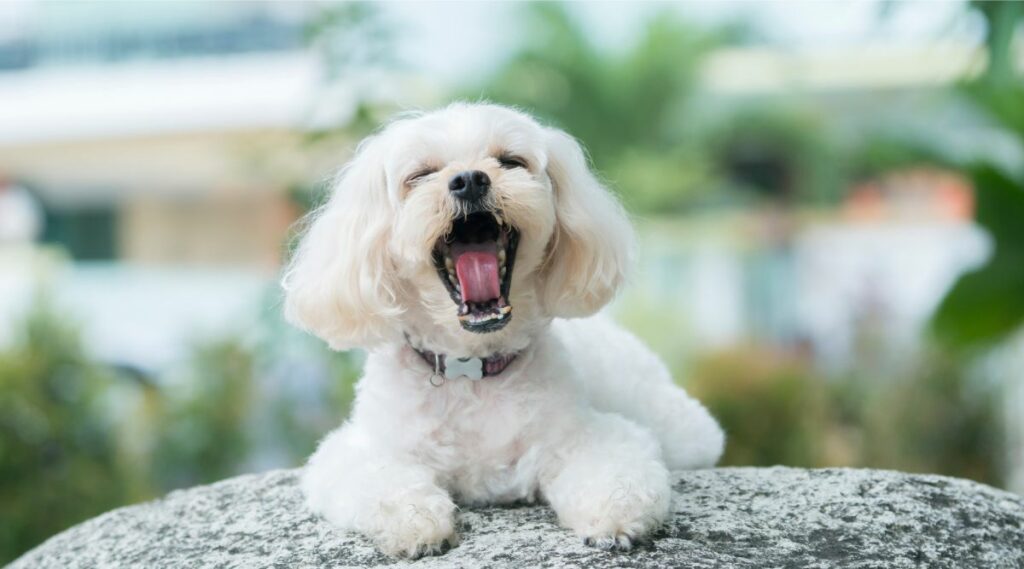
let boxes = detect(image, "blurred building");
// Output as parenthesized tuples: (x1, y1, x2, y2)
(0, 2, 1006, 270)
(0, 2, 334, 369)
(0, 1, 324, 268)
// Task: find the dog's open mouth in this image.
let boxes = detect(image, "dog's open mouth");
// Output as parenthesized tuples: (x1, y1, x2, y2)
(433, 211, 519, 333)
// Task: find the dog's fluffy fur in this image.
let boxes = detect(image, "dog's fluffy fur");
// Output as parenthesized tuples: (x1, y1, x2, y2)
(283, 103, 724, 557)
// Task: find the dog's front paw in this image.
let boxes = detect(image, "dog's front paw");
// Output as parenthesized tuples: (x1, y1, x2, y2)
(576, 497, 661, 553)
(583, 533, 645, 551)
(371, 488, 459, 558)
(555, 473, 671, 552)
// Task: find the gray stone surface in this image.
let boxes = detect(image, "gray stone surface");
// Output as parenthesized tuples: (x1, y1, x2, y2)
(11, 467, 1024, 568)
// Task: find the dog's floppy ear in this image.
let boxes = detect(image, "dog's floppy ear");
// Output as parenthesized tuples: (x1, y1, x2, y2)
(540, 128, 634, 317)
(282, 137, 402, 350)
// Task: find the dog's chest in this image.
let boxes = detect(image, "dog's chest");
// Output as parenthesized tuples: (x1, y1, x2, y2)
(418, 384, 545, 502)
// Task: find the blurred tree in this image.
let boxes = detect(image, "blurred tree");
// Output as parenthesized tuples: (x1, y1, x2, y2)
(972, 0, 1024, 89)
(471, 3, 726, 212)
(0, 295, 139, 564)
(303, 0, 398, 142)
(933, 163, 1024, 349)
(473, 4, 852, 212)
(709, 106, 841, 205)
(305, 1, 396, 83)
(845, 132, 954, 183)
(933, 2, 1024, 350)
(286, 1, 401, 216)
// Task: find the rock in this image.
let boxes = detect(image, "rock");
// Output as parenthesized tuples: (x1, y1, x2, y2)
(12, 467, 1024, 568)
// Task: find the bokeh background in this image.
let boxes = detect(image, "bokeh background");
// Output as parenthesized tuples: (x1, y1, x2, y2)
(2, 0, 1023, 562)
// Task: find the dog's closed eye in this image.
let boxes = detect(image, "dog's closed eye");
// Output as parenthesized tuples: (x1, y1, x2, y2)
(497, 154, 528, 170)
(406, 167, 439, 186)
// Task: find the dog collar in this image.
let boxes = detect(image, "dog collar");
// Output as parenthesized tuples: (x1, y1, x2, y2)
(411, 345, 517, 385)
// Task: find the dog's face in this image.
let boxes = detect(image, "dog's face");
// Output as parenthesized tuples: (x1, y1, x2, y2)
(283, 103, 633, 354)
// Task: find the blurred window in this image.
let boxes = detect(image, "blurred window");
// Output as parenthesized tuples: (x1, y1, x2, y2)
(0, 7, 305, 71)
(42, 205, 118, 260)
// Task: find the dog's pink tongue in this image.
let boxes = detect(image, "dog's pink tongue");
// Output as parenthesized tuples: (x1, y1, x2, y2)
(456, 251, 501, 302)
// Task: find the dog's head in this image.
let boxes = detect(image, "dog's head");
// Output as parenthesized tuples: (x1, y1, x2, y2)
(282, 103, 633, 352)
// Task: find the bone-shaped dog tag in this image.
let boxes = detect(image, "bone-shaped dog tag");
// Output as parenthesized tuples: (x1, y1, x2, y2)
(445, 357, 484, 380)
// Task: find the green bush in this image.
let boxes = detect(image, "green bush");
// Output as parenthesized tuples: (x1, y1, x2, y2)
(0, 295, 140, 564)
(682, 343, 1003, 485)
(686, 346, 829, 468)
(851, 354, 1004, 486)
(0, 291, 363, 564)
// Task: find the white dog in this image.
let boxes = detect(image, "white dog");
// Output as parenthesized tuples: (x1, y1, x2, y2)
(282, 103, 724, 557)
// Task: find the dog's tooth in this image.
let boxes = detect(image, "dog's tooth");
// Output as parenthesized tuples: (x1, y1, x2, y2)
(494, 212, 504, 226)
(445, 257, 454, 271)
(498, 249, 506, 264)
(500, 267, 507, 278)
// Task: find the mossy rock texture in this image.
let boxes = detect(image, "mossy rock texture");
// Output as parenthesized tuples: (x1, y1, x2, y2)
(12, 467, 1024, 568)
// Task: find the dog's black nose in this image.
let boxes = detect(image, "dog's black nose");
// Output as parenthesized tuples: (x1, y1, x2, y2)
(449, 170, 490, 202)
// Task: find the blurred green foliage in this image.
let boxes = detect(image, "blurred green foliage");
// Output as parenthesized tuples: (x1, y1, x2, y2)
(304, 1, 395, 81)
(468, 3, 720, 211)
(688, 347, 828, 468)
(0, 296, 138, 562)
(472, 4, 849, 211)
(933, 163, 1024, 349)
(286, 2, 397, 216)
(845, 132, 954, 182)
(0, 292, 361, 564)
(706, 107, 839, 205)
(474, 3, 718, 165)
(685, 345, 1003, 486)
(853, 353, 1004, 484)
(149, 339, 254, 490)
(933, 2, 1024, 350)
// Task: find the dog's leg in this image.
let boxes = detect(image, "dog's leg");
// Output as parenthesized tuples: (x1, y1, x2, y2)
(541, 412, 671, 550)
(588, 369, 725, 473)
(630, 381, 725, 473)
(559, 318, 725, 473)
(301, 425, 457, 558)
